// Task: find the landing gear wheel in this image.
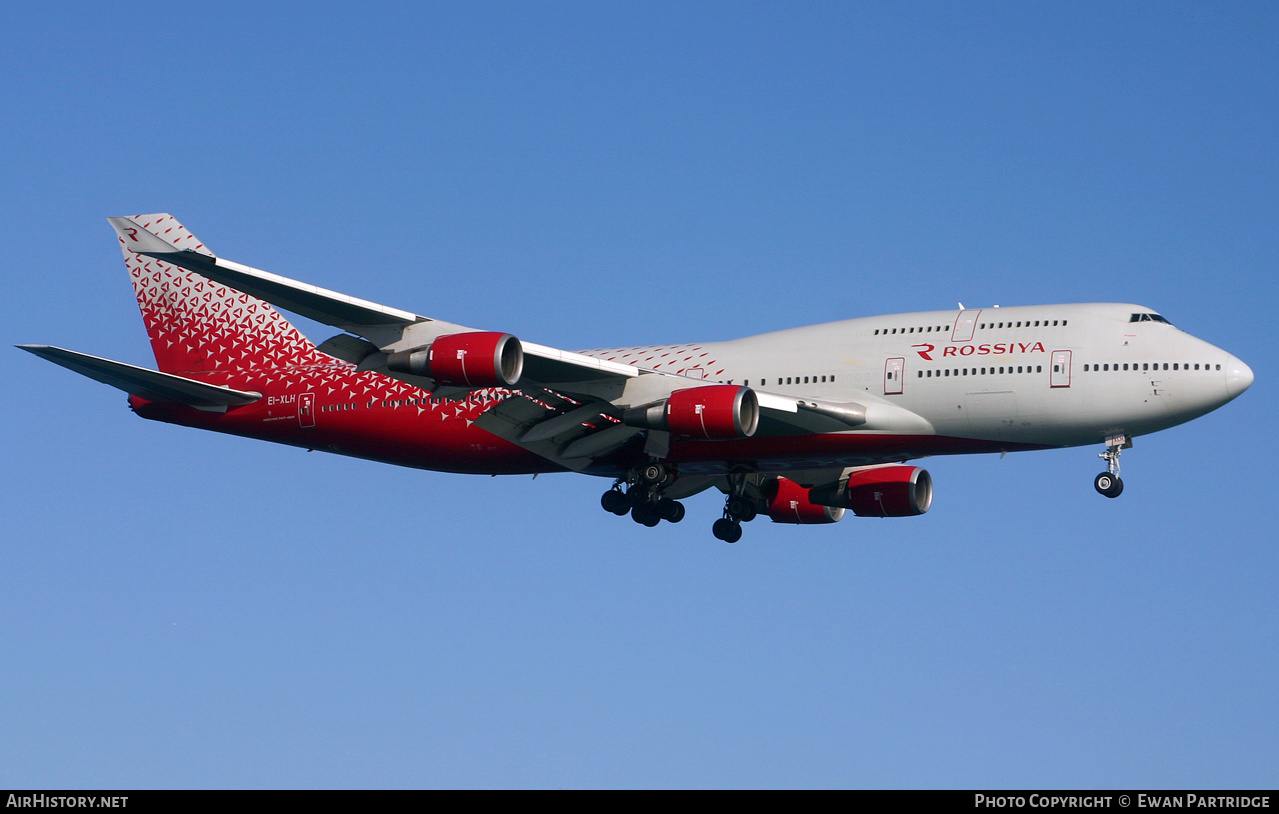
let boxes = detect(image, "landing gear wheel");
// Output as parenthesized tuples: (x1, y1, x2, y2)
(601, 489, 630, 515)
(632, 505, 661, 527)
(640, 462, 670, 487)
(725, 495, 757, 523)
(657, 498, 685, 523)
(712, 518, 742, 543)
(1094, 472, 1124, 498)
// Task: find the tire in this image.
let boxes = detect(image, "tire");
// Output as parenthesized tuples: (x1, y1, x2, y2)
(641, 463, 668, 485)
(1094, 472, 1124, 498)
(632, 505, 661, 527)
(726, 496, 756, 522)
(657, 498, 685, 523)
(712, 518, 742, 543)
(601, 490, 629, 515)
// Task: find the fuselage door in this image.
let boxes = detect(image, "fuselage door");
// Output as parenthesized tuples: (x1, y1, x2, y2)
(951, 309, 982, 342)
(1050, 350, 1072, 388)
(298, 392, 316, 427)
(884, 357, 904, 395)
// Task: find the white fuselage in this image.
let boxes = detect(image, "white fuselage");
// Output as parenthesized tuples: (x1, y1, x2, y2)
(588, 303, 1252, 451)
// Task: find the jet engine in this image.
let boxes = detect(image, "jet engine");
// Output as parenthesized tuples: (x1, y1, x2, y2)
(811, 465, 933, 517)
(386, 331, 523, 387)
(622, 384, 759, 440)
(763, 477, 845, 524)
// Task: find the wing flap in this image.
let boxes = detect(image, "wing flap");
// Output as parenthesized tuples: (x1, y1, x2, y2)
(472, 387, 641, 471)
(18, 345, 261, 409)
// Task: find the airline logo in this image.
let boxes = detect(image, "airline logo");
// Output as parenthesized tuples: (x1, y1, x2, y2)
(911, 342, 1047, 361)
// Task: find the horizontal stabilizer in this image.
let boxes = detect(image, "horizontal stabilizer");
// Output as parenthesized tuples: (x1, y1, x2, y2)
(107, 216, 421, 332)
(17, 345, 262, 409)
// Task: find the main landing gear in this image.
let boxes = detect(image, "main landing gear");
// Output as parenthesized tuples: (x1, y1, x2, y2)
(1094, 435, 1128, 499)
(601, 463, 763, 541)
(711, 473, 758, 543)
(600, 462, 686, 528)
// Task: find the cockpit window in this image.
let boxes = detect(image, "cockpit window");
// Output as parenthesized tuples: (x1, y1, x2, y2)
(1130, 313, 1172, 325)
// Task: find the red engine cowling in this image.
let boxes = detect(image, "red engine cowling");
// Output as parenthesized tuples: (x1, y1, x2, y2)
(764, 477, 845, 524)
(621, 384, 759, 439)
(665, 385, 759, 439)
(386, 331, 523, 387)
(841, 466, 933, 517)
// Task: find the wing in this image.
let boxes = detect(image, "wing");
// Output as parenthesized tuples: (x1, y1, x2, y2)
(106, 216, 641, 385)
(106, 216, 884, 470)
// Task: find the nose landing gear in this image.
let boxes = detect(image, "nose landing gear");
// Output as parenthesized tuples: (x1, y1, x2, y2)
(1094, 435, 1128, 498)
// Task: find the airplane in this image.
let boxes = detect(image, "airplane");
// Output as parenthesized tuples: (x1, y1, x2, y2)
(19, 214, 1254, 542)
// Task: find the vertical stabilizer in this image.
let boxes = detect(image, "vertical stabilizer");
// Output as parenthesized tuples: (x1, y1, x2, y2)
(115, 214, 326, 374)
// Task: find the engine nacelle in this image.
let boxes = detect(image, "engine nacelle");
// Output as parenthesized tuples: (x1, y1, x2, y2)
(832, 465, 933, 517)
(385, 331, 523, 387)
(763, 477, 845, 524)
(622, 384, 759, 440)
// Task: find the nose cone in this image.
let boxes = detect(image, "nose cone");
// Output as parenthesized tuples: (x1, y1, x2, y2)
(1225, 355, 1254, 400)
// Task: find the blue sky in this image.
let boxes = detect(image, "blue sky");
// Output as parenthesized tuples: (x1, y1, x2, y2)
(1, 2, 1275, 789)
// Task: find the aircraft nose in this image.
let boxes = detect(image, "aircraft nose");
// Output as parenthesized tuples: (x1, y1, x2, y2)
(1225, 355, 1254, 399)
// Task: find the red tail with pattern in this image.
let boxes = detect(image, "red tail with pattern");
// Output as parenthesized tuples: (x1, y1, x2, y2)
(120, 213, 327, 375)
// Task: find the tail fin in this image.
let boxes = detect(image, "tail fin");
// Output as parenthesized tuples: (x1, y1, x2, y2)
(113, 214, 327, 374)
